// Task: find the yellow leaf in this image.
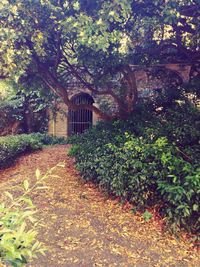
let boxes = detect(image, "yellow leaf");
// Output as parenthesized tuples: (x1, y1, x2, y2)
(4, 191, 13, 200)
(23, 179, 29, 191)
(35, 169, 41, 180)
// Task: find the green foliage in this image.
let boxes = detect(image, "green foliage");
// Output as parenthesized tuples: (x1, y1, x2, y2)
(142, 211, 153, 222)
(0, 79, 52, 135)
(0, 203, 40, 267)
(68, 102, 200, 233)
(0, 134, 42, 169)
(0, 80, 17, 100)
(0, 0, 198, 77)
(0, 133, 68, 169)
(0, 167, 52, 266)
(0, 163, 65, 266)
(0, 99, 23, 134)
(0, 0, 199, 120)
(40, 134, 68, 146)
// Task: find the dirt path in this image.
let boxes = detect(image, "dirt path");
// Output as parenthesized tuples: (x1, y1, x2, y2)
(0, 146, 199, 267)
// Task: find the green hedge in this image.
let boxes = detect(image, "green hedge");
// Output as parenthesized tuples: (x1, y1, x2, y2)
(0, 133, 67, 169)
(68, 103, 200, 233)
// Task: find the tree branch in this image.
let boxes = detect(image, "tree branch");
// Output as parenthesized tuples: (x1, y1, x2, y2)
(61, 55, 125, 108)
(35, 59, 114, 120)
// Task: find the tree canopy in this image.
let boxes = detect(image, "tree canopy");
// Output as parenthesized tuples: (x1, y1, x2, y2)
(0, 0, 199, 119)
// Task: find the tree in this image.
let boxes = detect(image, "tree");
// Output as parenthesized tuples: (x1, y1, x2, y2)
(0, 0, 199, 119)
(0, 78, 51, 134)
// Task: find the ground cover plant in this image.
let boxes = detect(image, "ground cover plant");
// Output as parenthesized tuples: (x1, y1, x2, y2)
(0, 133, 68, 169)
(68, 101, 200, 235)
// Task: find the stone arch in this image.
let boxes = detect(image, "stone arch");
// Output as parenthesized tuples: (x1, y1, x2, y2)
(68, 92, 94, 135)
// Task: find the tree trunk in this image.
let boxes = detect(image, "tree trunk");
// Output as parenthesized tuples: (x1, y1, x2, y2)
(38, 62, 139, 121)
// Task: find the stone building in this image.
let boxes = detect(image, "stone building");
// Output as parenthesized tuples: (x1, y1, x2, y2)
(48, 64, 191, 137)
(48, 88, 99, 137)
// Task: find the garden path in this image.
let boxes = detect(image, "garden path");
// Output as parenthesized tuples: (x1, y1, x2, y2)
(0, 145, 199, 267)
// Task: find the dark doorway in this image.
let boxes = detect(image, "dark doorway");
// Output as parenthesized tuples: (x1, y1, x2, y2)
(68, 93, 94, 135)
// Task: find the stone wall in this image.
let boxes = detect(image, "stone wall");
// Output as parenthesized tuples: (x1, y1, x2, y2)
(48, 103, 68, 137)
(48, 94, 100, 137)
(48, 64, 191, 137)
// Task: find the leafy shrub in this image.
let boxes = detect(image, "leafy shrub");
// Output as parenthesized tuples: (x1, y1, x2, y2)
(40, 134, 68, 146)
(0, 134, 43, 169)
(68, 102, 200, 233)
(0, 163, 65, 266)
(0, 79, 51, 136)
(0, 99, 23, 136)
(0, 134, 68, 169)
(0, 169, 47, 266)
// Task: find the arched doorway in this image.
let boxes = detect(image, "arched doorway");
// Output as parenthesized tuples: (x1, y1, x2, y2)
(68, 93, 94, 135)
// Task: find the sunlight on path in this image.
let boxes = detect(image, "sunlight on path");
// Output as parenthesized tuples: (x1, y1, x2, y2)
(0, 146, 199, 267)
